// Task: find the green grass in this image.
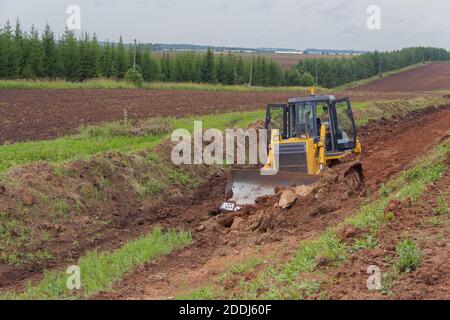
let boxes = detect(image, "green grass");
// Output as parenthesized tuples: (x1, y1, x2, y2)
(0, 110, 264, 174)
(217, 257, 264, 284)
(434, 193, 449, 216)
(176, 288, 217, 300)
(0, 134, 163, 173)
(0, 78, 313, 93)
(1, 227, 192, 300)
(352, 95, 447, 126)
(395, 238, 422, 273)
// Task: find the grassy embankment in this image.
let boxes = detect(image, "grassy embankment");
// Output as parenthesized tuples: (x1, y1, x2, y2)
(1, 227, 192, 300)
(0, 78, 312, 93)
(178, 138, 449, 299)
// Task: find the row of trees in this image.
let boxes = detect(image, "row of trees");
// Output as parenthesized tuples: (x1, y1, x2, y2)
(1, 21, 450, 88)
(0, 21, 311, 86)
(295, 47, 450, 88)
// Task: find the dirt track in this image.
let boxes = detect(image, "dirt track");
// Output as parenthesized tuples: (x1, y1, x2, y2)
(353, 62, 450, 92)
(92, 105, 450, 300)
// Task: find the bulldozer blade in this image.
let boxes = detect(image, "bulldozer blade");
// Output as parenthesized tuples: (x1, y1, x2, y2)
(225, 168, 320, 206)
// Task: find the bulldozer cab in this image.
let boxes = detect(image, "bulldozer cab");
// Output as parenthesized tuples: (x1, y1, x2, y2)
(265, 96, 357, 154)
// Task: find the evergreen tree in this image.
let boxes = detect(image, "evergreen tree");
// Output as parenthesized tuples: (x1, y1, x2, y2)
(224, 52, 237, 85)
(26, 25, 44, 78)
(61, 28, 80, 81)
(141, 47, 159, 82)
(0, 21, 13, 78)
(235, 56, 246, 84)
(42, 24, 57, 78)
(201, 48, 216, 83)
(160, 52, 171, 81)
(216, 54, 226, 84)
(115, 36, 128, 78)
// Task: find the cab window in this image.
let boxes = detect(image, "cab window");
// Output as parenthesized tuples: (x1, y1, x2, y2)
(334, 100, 356, 150)
(317, 103, 333, 151)
(296, 103, 315, 138)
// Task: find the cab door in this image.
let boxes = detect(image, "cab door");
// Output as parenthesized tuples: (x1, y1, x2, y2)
(330, 98, 357, 151)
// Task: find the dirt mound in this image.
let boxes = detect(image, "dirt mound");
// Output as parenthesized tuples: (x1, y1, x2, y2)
(352, 62, 450, 92)
(212, 160, 365, 243)
(0, 145, 222, 289)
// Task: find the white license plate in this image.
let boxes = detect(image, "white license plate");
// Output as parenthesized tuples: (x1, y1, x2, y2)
(221, 202, 239, 212)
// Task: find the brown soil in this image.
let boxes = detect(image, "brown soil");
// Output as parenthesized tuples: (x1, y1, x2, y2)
(0, 89, 303, 143)
(352, 62, 450, 92)
(0, 87, 430, 144)
(91, 106, 450, 300)
(323, 157, 450, 300)
(359, 106, 450, 189)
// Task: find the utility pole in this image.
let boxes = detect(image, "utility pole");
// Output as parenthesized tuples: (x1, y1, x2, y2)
(133, 39, 137, 71)
(354, 60, 357, 82)
(379, 53, 382, 79)
(422, 48, 425, 64)
(248, 55, 254, 87)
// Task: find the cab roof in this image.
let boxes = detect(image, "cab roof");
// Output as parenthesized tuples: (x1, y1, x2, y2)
(288, 95, 335, 104)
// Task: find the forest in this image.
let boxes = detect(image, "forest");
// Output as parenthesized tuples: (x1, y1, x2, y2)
(1, 20, 449, 88)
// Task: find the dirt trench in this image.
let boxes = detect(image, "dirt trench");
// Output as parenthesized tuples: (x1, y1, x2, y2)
(92, 105, 450, 300)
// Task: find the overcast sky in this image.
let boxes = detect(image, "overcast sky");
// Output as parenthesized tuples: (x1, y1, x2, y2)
(0, 0, 448, 51)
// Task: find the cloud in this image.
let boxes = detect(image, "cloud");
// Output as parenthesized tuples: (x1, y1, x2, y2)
(1, 0, 450, 50)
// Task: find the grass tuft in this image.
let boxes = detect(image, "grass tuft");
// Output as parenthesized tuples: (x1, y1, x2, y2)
(395, 238, 422, 273)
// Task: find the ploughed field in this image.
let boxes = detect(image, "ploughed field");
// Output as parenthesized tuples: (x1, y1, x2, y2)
(352, 62, 450, 92)
(0, 90, 300, 143)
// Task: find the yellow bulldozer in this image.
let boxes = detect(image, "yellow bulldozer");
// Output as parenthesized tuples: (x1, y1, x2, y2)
(223, 92, 362, 210)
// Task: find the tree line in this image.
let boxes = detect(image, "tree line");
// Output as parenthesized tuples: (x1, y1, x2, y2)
(0, 20, 449, 88)
(0, 21, 304, 86)
(295, 47, 450, 88)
